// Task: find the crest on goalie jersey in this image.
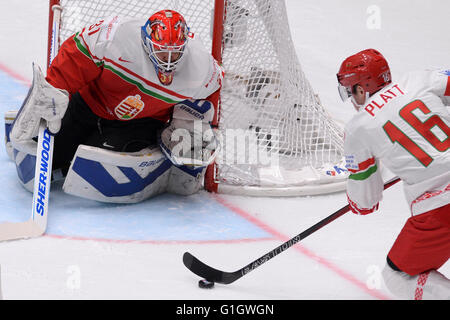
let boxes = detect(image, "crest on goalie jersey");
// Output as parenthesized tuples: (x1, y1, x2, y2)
(114, 94, 144, 120)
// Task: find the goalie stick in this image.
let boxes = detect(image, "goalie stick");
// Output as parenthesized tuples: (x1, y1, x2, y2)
(0, 5, 61, 242)
(183, 176, 401, 284)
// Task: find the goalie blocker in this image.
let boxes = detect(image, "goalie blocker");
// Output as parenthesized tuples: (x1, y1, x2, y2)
(5, 97, 217, 203)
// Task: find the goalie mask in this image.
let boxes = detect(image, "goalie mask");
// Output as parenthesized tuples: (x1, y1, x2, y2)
(141, 10, 189, 85)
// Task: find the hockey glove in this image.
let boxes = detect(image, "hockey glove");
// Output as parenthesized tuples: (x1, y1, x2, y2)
(10, 63, 69, 144)
(160, 99, 218, 167)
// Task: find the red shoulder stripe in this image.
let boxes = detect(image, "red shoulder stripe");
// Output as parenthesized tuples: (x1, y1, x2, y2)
(445, 76, 450, 96)
(347, 157, 376, 174)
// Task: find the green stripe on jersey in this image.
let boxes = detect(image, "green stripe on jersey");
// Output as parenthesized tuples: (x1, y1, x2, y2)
(73, 33, 92, 59)
(103, 64, 183, 104)
(348, 164, 378, 181)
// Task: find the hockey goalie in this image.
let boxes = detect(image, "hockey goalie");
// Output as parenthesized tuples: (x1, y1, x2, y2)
(5, 10, 223, 203)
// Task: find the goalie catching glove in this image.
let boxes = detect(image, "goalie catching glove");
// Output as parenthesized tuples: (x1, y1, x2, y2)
(10, 63, 69, 144)
(160, 99, 218, 167)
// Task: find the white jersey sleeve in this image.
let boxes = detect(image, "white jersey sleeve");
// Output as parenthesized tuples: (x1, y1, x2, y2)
(344, 121, 384, 214)
(194, 57, 223, 99)
(76, 16, 122, 60)
(176, 35, 224, 100)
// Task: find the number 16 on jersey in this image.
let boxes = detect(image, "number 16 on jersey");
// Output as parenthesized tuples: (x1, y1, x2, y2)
(383, 100, 449, 167)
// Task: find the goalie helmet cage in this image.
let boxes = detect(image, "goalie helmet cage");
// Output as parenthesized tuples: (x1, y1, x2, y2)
(47, 0, 347, 196)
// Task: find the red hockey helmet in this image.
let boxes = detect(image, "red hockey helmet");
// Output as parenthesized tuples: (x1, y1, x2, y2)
(141, 10, 189, 73)
(336, 49, 391, 101)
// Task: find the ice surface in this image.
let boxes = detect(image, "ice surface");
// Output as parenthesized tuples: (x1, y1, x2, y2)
(0, 0, 448, 300)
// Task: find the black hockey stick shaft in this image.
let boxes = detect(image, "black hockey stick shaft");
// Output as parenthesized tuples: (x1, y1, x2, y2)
(183, 176, 401, 284)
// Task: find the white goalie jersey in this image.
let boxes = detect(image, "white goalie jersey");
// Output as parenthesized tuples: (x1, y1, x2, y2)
(344, 69, 450, 216)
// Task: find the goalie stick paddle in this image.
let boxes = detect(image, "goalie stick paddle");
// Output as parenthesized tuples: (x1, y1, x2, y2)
(183, 176, 401, 284)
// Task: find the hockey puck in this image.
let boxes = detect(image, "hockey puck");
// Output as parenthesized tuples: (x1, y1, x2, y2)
(198, 279, 215, 289)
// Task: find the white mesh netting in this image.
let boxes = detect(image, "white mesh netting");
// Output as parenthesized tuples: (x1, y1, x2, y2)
(54, 0, 347, 195)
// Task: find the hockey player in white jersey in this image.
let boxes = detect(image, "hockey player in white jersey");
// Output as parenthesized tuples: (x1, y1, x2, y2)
(7, 10, 223, 203)
(337, 49, 449, 300)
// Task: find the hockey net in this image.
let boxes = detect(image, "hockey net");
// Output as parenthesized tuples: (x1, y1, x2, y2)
(48, 0, 347, 196)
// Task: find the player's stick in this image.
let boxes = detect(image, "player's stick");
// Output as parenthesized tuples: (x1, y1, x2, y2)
(183, 176, 401, 284)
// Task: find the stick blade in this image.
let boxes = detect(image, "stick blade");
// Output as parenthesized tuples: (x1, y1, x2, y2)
(0, 220, 44, 241)
(183, 252, 239, 285)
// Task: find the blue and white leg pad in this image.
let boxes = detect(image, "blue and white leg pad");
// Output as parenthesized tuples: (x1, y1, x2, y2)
(63, 145, 173, 203)
(5, 110, 37, 192)
(11, 143, 37, 192)
(62, 145, 206, 203)
(5, 110, 18, 161)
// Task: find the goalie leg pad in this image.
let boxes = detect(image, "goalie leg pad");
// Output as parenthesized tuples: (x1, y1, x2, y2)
(8, 126, 64, 193)
(166, 165, 206, 196)
(4, 110, 17, 161)
(6, 113, 65, 193)
(5, 109, 36, 191)
(63, 145, 172, 203)
(11, 141, 37, 192)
